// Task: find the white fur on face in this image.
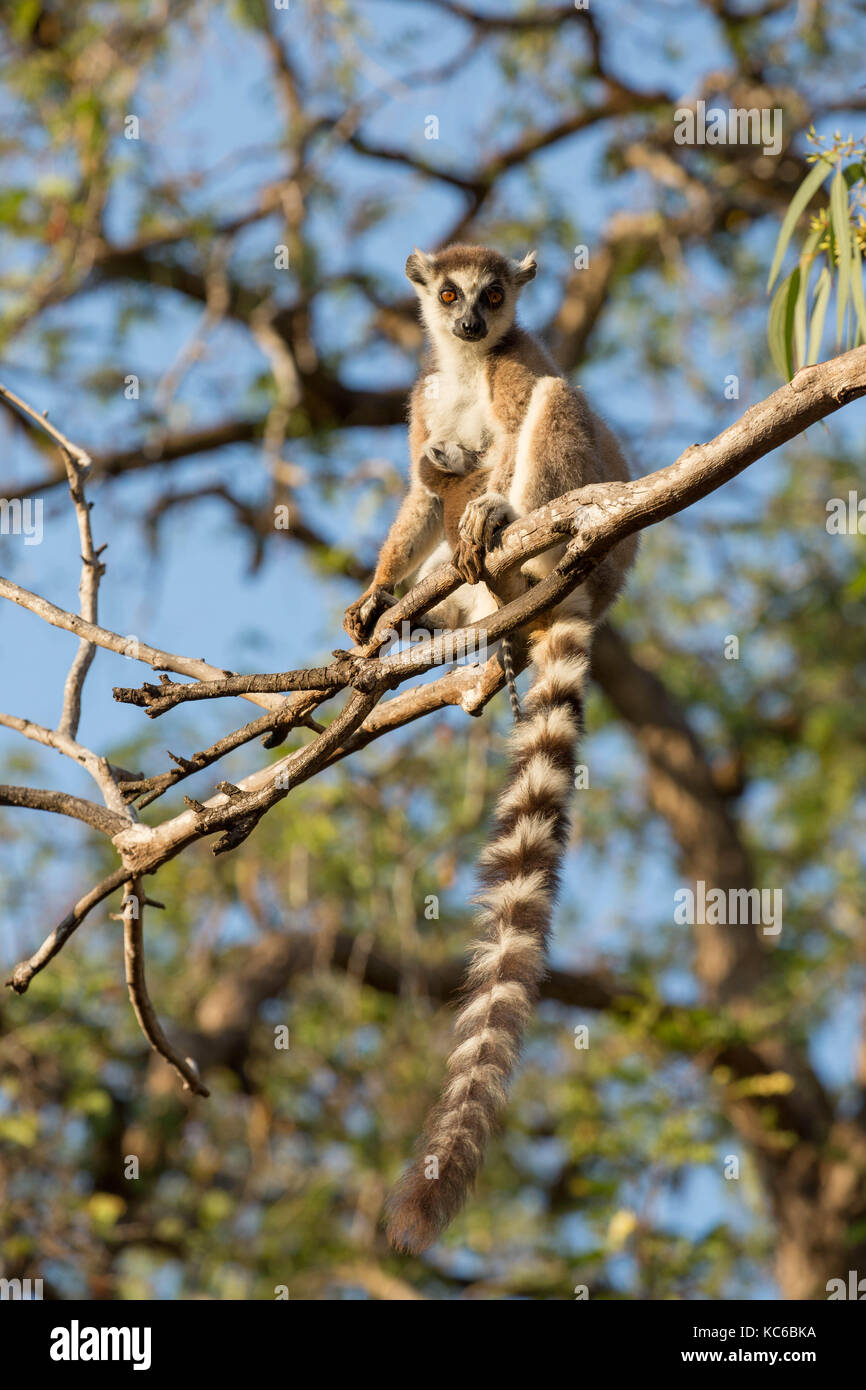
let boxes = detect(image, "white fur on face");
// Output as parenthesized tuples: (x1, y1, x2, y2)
(416, 267, 517, 352)
(447, 268, 493, 298)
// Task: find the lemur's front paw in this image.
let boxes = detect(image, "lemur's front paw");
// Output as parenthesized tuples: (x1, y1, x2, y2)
(425, 439, 479, 476)
(453, 492, 514, 584)
(343, 584, 396, 644)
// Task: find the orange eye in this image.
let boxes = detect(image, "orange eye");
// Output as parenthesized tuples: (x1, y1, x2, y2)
(487, 287, 503, 307)
(440, 288, 457, 304)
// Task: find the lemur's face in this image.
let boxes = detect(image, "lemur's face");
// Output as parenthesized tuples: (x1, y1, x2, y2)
(406, 245, 536, 350)
(430, 270, 506, 343)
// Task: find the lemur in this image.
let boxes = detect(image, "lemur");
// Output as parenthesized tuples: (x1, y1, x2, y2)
(344, 244, 637, 1254)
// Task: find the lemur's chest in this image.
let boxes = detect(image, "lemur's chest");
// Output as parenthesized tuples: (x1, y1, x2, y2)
(421, 362, 497, 453)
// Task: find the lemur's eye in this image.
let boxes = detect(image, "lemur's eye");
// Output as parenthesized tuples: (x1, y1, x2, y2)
(486, 286, 503, 308)
(440, 287, 457, 304)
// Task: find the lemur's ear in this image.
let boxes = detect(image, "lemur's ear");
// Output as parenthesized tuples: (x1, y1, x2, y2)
(405, 247, 434, 286)
(510, 249, 537, 285)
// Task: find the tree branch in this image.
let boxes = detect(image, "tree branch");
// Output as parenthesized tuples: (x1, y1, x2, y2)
(6, 347, 866, 1039)
(0, 783, 128, 835)
(0, 381, 93, 470)
(5, 865, 131, 995)
(0, 573, 288, 715)
(119, 879, 209, 1097)
(113, 346, 866, 716)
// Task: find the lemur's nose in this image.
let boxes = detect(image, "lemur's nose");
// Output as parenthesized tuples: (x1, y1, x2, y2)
(459, 317, 485, 338)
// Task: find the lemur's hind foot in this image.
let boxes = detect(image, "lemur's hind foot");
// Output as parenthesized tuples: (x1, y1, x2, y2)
(452, 491, 513, 584)
(343, 584, 397, 645)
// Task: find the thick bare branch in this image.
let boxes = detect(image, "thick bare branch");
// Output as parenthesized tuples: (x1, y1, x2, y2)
(114, 345, 866, 716)
(7, 346, 866, 1002)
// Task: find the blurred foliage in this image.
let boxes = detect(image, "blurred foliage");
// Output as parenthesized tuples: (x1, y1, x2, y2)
(1, 0, 866, 1301)
(1, 731, 770, 1299)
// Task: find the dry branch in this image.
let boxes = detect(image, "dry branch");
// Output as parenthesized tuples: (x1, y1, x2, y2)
(113, 346, 866, 713)
(120, 879, 209, 1096)
(0, 381, 93, 469)
(5, 865, 131, 994)
(0, 784, 128, 836)
(5, 347, 866, 1073)
(57, 442, 104, 741)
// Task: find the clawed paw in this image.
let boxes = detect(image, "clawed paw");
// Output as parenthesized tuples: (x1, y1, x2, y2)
(343, 584, 396, 644)
(452, 493, 513, 584)
(426, 439, 479, 476)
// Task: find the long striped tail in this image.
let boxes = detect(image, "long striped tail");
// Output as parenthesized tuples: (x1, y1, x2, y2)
(385, 613, 593, 1253)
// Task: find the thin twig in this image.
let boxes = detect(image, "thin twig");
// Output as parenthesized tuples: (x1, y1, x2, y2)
(0, 783, 128, 835)
(111, 341, 866, 719)
(57, 444, 104, 740)
(120, 697, 314, 808)
(0, 709, 132, 817)
(0, 572, 292, 714)
(6, 690, 380, 990)
(0, 380, 93, 469)
(5, 865, 130, 994)
(120, 878, 210, 1097)
(6, 346, 866, 997)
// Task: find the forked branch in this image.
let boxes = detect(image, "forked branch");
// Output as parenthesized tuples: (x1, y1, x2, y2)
(3, 346, 866, 1098)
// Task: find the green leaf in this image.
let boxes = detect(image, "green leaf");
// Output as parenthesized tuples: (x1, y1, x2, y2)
(0, 1113, 39, 1147)
(807, 266, 832, 364)
(71, 1087, 112, 1117)
(845, 562, 866, 600)
(851, 234, 866, 346)
(831, 167, 852, 341)
(794, 223, 823, 368)
(87, 1193, 125, 1228)
(768, 268, 800, 379)
(767, 156, 833, 293)
(0, 189, 26, 223)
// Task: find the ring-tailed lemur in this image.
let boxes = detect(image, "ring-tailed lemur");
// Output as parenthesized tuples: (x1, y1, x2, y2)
(344, 244, 637, 1254)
